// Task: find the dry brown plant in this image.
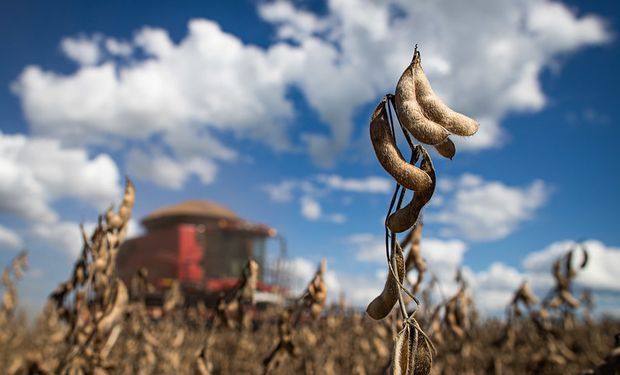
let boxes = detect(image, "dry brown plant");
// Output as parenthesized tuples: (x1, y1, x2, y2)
(367, 45, 479, 375)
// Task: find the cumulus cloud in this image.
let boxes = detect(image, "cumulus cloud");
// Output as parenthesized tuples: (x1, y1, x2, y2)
(264, 174, 389, 221)
(60, 35, 102, 66)
(348, 232, 467, 294)
(0, 132, 123, 255)
(258, 0, 610, 161)
(104, 38, 133, 56)
(0, 132, 121, 223)
(300, 195, 322, 221)
(262, 180, 300, 203)
(464, 262, 524, 312)
(280, 257, 341, 297)
(14, 20, 294, 148)
(297, 194, 344, 223)
(0, 225, 22, 250)
(428, 174, 550, 241)
(279, 256, 390, 307)
(30, 221, 92, 257)
(321, 233, 469, 307)
(258, 1, 332, 42)
(316, 174, 392, 194)
(463, 239, 620, 315)
(348, 233, 386, 263)
(264, 174, 391, 203)
(11, 1, 610, 184)
(306, 235, 619, 315)
(523, 239, 620, 292)
(126, 148, 217, 190)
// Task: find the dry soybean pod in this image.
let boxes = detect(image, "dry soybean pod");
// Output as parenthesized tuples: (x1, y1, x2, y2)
(407, 322, 419, 374)
(388, 147, 436, 233)
(412, 49, 479, 137)
(434, 137, 456, 160)
(413, 330, 433, 375)
(367, 237, 406, 320)
(394, 51, 449, 145)
(96, 279, 128, 333)
(370, 97, 433, 192)
(391, 323, 411, 375)
(404, 223, 424, 273)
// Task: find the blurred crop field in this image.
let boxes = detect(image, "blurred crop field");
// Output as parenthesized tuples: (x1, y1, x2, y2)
(0, 180, 617, 375)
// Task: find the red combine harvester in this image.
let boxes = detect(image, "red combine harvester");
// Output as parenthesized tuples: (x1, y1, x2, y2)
(116, 200, 288, 307)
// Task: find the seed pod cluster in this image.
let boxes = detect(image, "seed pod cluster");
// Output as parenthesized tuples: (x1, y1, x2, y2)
(545, 245, 589, 310)
(302, 259, 328, 319)
(370, 48, 479, 233)
(366, 47, 479, 374)
(0, 251, 28, 330)
(367, 46, 479, 375)
(395, 48, 479, 148)
(35, 178, 136, 374)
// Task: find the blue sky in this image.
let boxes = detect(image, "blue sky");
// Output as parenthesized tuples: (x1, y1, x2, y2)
(0, 0, 619, 315)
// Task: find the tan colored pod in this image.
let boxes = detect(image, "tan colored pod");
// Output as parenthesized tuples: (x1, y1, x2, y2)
(412, 51, 479, 137)
(388, 147, 436, 233)
(413, 335, 433, 375)
(560, 290, 580, 308)
(390, 325, 411, 375)
(434, 137, 456, 160)
(391, 322, 432, 375)
(97, 279, 128, 333)
(404, 223, 425, 273)
(370, 97, 432, 192)
(517, 281, 539, 306)
(395, 57, 449, 145)
(366, 242, 406, 320)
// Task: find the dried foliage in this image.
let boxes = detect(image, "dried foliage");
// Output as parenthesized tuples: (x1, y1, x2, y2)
(0, 182, 618, 375)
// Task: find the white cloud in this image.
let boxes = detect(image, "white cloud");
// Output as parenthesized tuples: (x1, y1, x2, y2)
(60, 35, 101, 66)
(464, 262, 524, 312)
(422, 238, 468, 291)
(279, 256, 388, 307)
(280, 257, 341, 297)
(14, 20, 294, 150)
(337, 233, 620, 315)
(523, 239, 620, 292)
(348, 233, 386, 263)
(0, 132, 121, 223)
(326, 213, 347, 224)
(263, 180, 299, 203)
(0, 225, 22, 250)
(12, 1, 610, 182)
(264, 174, 385, 221)
(428, 174, 550, 241)
(312, 234, 468, 308)
(264, 174, 391, 203)
(126, 147, 219, 189)
(31, 221, 96, 257)
(300, 195, 322, 221)
(316, 174, 392, 194)
(349, 233, 468, 290)
(126, 218, 142, 239)
(462, 239, 620, 315)
(259, 0, 610, 161)
(104, 38, 133, 56)
(258, 1, 331, 42)
(0, 132, 123, 256)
